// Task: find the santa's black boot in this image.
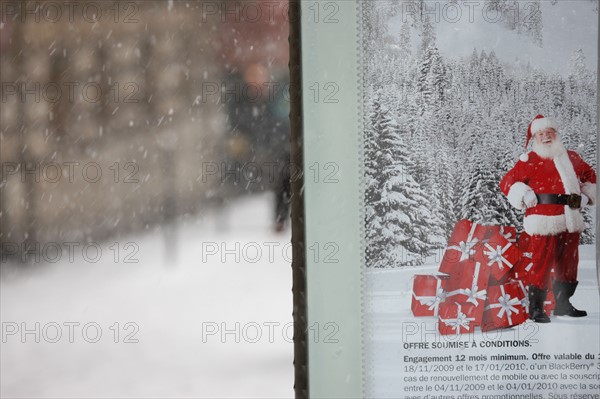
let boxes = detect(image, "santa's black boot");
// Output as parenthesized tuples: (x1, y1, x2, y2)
(553, 280, 587, 317)
(528, 286, 551, 323)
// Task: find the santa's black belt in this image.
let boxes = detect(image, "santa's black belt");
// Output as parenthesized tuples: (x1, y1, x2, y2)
(536, 193, 582, 209)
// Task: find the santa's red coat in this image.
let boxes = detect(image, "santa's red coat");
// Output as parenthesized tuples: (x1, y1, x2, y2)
(500, 149, 596, 236)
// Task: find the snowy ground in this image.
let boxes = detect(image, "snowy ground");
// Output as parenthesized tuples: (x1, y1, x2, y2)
(0, 193, 293, 398)
(365, 246, 600, 398)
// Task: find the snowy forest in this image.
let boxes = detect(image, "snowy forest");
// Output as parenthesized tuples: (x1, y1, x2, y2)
(363, 0, 598, 268)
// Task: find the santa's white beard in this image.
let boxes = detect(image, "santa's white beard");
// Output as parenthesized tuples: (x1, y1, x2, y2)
(532, 137, 566, 159)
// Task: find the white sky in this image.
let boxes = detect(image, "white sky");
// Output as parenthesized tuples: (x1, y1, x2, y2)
(388, 0, 598, 75)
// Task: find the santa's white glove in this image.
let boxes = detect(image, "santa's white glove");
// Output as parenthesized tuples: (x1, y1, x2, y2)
(581, 193, 590, 207)
(523, 190, 538, 208)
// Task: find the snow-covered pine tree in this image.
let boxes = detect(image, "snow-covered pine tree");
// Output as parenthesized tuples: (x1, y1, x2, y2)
(566, 49, 596, 148)
(481, 125, 521, 226)
(549, 74, 566, 110)
(457, 111, 507, 225)
(398, 23, 412, 62)
(458, 157, 487, 223)
(419, 14, 437, 58)
(364, 93, 385, 267)
(431, 142, 457, 239)
(365, 93, 441, 267)
(564, 49, 597, 244)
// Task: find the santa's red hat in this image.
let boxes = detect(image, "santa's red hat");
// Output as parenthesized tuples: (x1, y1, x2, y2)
(525, 114, 558, 149)
(520, 115, 560, 161)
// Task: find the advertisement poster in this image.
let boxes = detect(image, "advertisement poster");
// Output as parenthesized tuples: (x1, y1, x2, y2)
(360, 1, 600, 397)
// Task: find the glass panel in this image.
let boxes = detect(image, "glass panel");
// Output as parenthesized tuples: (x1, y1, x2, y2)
(0, 1, 292, 397)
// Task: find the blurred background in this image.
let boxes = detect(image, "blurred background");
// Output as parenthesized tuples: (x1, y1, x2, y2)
(0, 0, 293, 397)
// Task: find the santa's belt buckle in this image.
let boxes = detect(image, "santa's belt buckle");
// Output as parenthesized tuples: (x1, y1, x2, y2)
(567, 194, 581, 209)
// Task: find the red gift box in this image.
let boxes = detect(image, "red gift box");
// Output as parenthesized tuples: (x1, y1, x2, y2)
(481, 225, 517, 243)
(445, 261, 489, 307)
(482, 281, 528, 331)
(411, 275, 449, 317)
(439, 220, 485, 275)
(438, 301, 481, 336)
(477, 233, 521, 281)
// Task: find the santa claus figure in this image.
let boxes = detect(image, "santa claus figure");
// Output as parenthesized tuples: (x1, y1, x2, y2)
(500, 115, 597, 323)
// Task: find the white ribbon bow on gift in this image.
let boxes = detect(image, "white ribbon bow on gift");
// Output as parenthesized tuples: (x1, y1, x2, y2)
(426, 288, 447, 311)
(447, 223, 479, 261)
(485, 285, 520, 325)
(470, 262, 486, 304)
(483, 243, 514, 271)
(446, 262, 487, 306)
(413, 276, 447, 316)
(440, 304, 476, 335)
(414, 287, 447, 316)
(463, 287, 487, 306)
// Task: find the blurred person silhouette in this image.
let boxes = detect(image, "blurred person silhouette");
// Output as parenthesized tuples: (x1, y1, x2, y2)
(216, 1, 291, 231)
(222, 64, 291, 231)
